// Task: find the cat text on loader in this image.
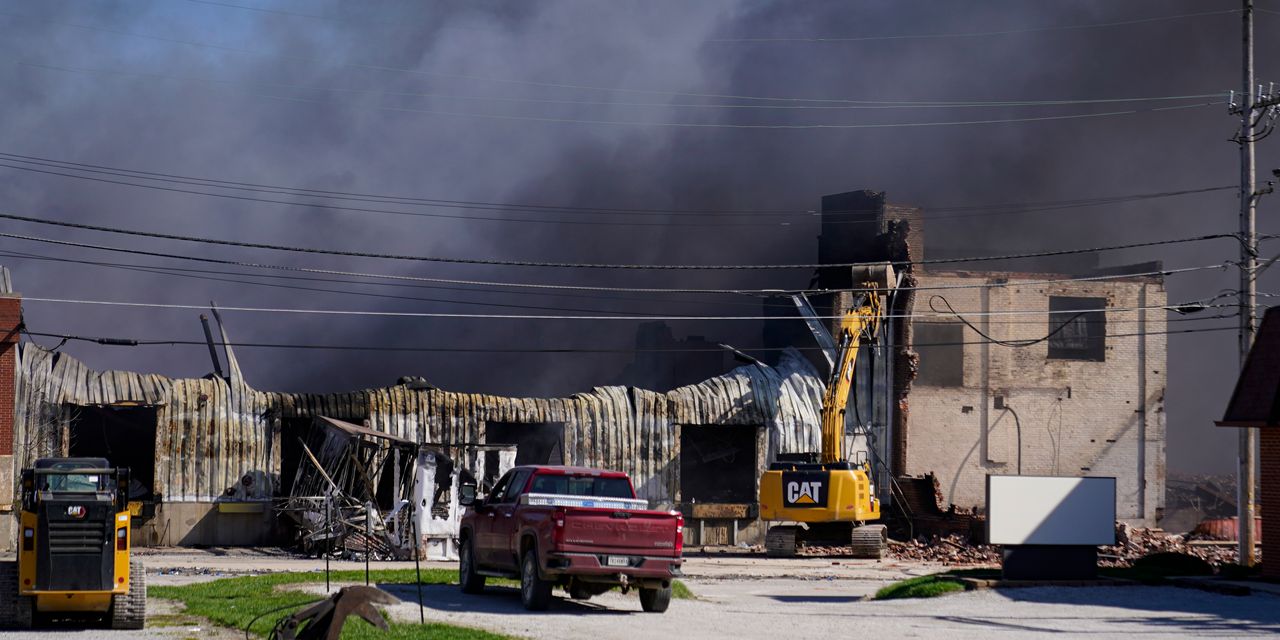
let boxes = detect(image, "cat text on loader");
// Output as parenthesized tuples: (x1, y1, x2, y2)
(759, 264, 896, 558)
(0, 458, 146, 629)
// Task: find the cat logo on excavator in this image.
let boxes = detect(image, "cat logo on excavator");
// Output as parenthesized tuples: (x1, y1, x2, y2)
(780, 472, 828, 508)
(787, 481, 822, 505)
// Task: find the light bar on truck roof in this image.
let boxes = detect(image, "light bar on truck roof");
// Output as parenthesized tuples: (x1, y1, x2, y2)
(520, 493, 648, 510)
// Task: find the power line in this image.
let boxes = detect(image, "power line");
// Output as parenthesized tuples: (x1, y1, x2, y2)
(0, 161, 795, 229)
(710, 9, 1240, 43)
(0, 231, 835, 294)
(0, 154, 1235, 229)
(16, 295, 1237, 321)
(0, 149, 1236, 221)
(0, 246, 1230, 319)
(23, 61, 1227, 112)
(0, 230, 1241, 295)
(24, 59, 1223, 130)
(0, 212, 1239, 270)
(187, 0, 1237, 47)
(0, 158, 1232, 229)
(0, 249, 669, 317)
(20, 324, 1239, 354)
(143, 80, 1232, 130)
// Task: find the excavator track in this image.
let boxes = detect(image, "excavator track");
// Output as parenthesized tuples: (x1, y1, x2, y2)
(765, 525, 799, 557)
(849, 524, 887, 559)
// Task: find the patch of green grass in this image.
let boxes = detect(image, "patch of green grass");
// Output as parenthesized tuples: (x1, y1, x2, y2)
(671, 580, 695, 600)
(874, 574, 967, 600)
(151, 569, 506, 639)
(152, 568, 694, 638)
(145, 611, 207, 628)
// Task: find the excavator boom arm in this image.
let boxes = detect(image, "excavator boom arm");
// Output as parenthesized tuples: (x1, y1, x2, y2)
(819, 294, 882, 463)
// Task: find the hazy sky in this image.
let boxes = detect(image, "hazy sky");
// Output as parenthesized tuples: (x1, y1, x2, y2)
(0, 1, 1276, 474)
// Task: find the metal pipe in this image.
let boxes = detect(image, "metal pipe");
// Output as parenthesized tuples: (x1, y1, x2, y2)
(199, 314, 224, 378)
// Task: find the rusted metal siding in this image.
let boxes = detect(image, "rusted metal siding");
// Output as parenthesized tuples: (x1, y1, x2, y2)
(14, 343, 825, 507)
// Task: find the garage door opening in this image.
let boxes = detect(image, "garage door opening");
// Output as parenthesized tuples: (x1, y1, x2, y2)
(67, 405, 158, 502)
(680, 425, 759, 504)
(485, 422, 566, 466)
(278, 417, 311, 497)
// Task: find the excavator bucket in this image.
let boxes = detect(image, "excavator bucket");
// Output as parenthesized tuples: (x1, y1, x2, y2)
(850, 263, 896, 291)
(269, 586, 398, 640)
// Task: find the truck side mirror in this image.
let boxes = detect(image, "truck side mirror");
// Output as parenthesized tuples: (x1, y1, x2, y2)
(459, 482, 478, 507)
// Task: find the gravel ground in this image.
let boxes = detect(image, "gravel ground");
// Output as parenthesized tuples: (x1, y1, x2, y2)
(351, 580, 1280, 640)
(3, 549, 1278, 638)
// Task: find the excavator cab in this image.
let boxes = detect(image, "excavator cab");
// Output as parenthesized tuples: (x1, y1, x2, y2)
(0, 457, 146, 629)
(758, 264, 896, 558)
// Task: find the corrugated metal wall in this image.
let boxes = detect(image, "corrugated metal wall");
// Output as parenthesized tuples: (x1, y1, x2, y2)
(14, 343, 826, 506)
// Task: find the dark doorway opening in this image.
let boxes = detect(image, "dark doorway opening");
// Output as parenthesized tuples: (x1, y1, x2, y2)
(68, 405, 158, 501)
(278, 417, 311, 497)
(485, 422, 566, 466)
(680, 425, 759, 503)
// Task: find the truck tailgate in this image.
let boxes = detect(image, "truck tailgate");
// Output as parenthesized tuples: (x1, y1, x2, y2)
(522, 493, 680, 556)
(562, 508, 680, 555)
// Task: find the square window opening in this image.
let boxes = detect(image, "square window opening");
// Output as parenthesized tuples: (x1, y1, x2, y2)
(1048, 296, 1107, 361)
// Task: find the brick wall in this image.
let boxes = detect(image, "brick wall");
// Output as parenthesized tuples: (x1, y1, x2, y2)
(902, 273, 1166, 525)
(0, 295, 18, 552)
(0, 295, 18, 456)
(1264, 428, 1278, 578)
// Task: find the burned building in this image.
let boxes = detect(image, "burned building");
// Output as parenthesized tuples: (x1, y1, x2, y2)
(903, 269, 1167, 524)
(0, 188, 1170, 550)
(811, 189, 1167, 526)
(0, 299, 828, 549)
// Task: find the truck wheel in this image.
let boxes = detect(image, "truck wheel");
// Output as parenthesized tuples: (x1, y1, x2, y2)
(639, 585, 671, 613)
(568, 582, 593, 600)
(110, 559, 146, 630)
(459, 539, 486, 595)
(519, 552, 552, 611)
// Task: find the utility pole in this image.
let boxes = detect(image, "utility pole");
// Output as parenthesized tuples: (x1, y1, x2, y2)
(1236, 0, 1259, 567)
(1233, 1, 1280, 567)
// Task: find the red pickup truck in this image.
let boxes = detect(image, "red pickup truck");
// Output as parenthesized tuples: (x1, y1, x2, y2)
(457, 465, 684, 612)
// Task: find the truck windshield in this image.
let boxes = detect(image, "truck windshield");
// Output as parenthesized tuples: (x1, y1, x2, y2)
(529, 474, 632, 498)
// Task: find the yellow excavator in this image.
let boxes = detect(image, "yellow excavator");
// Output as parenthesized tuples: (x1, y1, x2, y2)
(759, 264, 895, 558)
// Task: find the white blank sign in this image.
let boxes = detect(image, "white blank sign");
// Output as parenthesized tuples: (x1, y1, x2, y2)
(987, 476, 1116, 546)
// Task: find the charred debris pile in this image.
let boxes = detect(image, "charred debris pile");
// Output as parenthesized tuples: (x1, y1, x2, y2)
(277, 416, 419, 560)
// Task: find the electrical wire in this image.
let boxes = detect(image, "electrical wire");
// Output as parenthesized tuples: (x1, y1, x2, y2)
(147, 81, 1233, 130)
(19, 324, 1240, 354)
(22, 62, 1227, 112)
(710, 9, 1241, 43)
(0, 213, 1238, 270)
(930, 295, 1086, 347)
(0, 149, 1236, 220)
(0, 247, 1233, 323)
(188, 0, 1238, 47)
(0, 247, 1235, 326)
(0, 231, 1235, 296)
(0, 158, 1232, 229)
(15, 295, 1238, 321)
